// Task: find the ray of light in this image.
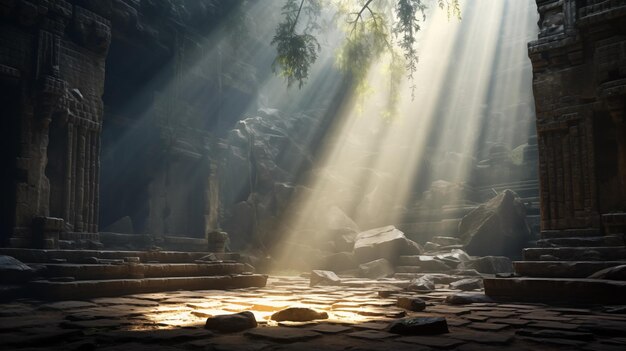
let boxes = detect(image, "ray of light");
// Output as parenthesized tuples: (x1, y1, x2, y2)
(271, 0, 538, 269)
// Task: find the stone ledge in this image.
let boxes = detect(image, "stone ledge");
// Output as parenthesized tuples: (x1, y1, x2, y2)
(39, 262, 247, 280)
(484, 277, 626, 304)
(28, 274, 268, 300)
(514, 261, 626, 278)
(0, 248, 240, 263)
(523, 246, 626, 261)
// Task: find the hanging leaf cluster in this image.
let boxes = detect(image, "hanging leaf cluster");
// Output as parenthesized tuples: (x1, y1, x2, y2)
(272, 0, 461, 93)
(271, 0, 323, 88)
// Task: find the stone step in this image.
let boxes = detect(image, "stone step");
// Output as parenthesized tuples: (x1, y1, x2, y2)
(514, 261, 626, 278)
(37, 262, 247, 281)
(537, 235, 625, 248)
(26, 274, 268, 300)
(540, 228, 602, 239)
(484, 277, 626, 304)
(0, 248, 239, 264)
(523, 247, 626, 261)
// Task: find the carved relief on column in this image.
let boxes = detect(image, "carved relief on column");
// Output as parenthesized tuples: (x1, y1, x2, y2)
(93, 132, 101, 233)
(74, 126, 86, 232)
(537, 110, 599, 231)
(36, 30, 67, 123)
(83, 130, 92, 232)
(600, 81, 626, 209)
(64, 122, 74, 224)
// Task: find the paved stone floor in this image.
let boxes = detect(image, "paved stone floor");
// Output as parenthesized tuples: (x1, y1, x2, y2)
(1, 276, 625, 350)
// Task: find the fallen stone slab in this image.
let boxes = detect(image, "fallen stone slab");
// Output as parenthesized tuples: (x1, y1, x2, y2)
(449, 278, 484, 291)
(387, 317, 449, 335)
(205, 311, 257, 333)
(353, 226, 421, 264)
(358, 258, 394, 279)
(310, 270, 341, 286)
(270, 307, 328, 322)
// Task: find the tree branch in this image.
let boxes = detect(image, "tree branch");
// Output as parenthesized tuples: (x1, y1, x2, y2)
(290, 0, 306, 33)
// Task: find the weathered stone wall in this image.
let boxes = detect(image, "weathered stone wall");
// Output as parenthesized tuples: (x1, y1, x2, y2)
(96, 0, 252, 243)
(0, 0, 248, 248)
(530, 0, 626, 234)
(0, 0, 111, 247)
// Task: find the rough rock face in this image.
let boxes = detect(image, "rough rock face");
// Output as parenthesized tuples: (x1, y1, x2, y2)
(353, 226, 422, 264)
(458, 190, 531, 257)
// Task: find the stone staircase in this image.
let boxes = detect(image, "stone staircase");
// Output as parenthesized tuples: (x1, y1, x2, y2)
(397, 179, 541, 244)
(0, 248, 267, 300)
(484, 228, 626, 304)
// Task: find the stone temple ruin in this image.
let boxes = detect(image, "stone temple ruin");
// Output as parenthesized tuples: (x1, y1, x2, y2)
(0, 0, 625, 350)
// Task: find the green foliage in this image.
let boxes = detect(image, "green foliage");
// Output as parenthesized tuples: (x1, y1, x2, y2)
(272, 0, 461, 95)
(271, 0, 322, 88)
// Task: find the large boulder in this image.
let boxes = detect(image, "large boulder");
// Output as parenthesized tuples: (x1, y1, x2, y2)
(458, 190, 531, 257)
(353, 226, 422, 264)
